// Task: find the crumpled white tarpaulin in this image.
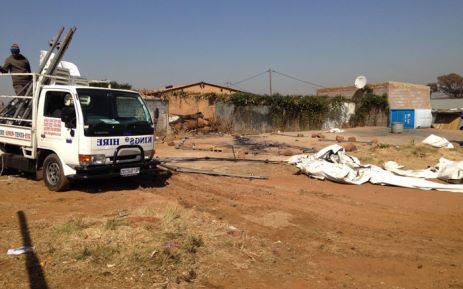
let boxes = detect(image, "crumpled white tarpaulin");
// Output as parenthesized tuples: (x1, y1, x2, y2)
(422, 134, 454, 149)
(288, 144, 463, 193)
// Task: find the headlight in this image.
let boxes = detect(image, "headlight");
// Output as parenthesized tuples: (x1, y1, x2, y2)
(79, 154, 106, 166)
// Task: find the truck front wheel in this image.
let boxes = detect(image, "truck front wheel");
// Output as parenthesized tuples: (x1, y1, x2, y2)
(43, 154, 69, 191)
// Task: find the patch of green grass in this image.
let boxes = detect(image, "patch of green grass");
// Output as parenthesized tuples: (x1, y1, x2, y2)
(52, 217, 90, 236)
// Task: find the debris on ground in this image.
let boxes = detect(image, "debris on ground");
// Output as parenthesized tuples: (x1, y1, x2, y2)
(273, 132, 305, 138)
(319, 138, 372, 145)
(226, 225, 240, 236)
(335, 136, 344, 142)
(234, 135, 315, 154)
(325, 128, 345, 133)
(384, 158, 463, 184)
(422, 134, 454, 149)
(311, 133, 325, 138)
(288, 144, 463, 193)
(344, 143, 357, 152)
(169, 112, 214, 134)
(7, 246, 34, 256)
(158, 163, 268, 180)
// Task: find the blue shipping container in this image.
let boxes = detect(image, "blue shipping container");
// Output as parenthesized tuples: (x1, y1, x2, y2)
(390, 109, 415, 128)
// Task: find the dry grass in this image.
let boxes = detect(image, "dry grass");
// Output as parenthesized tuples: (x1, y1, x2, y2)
(51, 217, 93, 236)
(47, 206, 205, 285)
(0, 204, 278, 288)
(355, 143, 463, 169)
(209, 117, 232, 133)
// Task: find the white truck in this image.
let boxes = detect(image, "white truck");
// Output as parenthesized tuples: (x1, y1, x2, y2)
(0, 27, 158, 191)
(0, 74, 159, 191)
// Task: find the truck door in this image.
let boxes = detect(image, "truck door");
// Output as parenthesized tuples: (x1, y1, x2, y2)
(37, 90, 79, 166)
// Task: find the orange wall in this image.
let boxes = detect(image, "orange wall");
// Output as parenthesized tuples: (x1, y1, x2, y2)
(168, 96, 215, 119)
(162, 84, 237, 119)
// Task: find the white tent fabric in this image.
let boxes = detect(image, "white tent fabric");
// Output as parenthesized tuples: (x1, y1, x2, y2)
(288, 144, 463, 193)
(422, 134, 454, 149)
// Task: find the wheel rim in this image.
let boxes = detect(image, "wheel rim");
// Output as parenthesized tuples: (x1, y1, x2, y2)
(46, 162, 60, 186)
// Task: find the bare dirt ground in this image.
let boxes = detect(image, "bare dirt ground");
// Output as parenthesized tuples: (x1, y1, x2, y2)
(1, 127, 463, 289)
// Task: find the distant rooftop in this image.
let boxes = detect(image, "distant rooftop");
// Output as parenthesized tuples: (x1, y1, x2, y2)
(140, 81, 241, 96)
(431, 98, 463, 110)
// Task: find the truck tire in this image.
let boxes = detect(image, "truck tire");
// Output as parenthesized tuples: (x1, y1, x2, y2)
(43, 154, 69, 191)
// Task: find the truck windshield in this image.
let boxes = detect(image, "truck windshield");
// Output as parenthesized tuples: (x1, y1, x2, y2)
(77, 88, 154, 137)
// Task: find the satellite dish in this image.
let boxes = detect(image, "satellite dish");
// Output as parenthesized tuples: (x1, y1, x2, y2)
(354, 75, 367, 89)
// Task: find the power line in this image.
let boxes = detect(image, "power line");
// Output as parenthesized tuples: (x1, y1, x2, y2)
(231, 70, 269, 86)
(226, 82, 250, 92)
(271, 70, 325, 88)
(226, 69, 325, 94)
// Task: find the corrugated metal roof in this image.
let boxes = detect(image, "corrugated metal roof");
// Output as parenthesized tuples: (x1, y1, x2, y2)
(431, 98, 463, 110)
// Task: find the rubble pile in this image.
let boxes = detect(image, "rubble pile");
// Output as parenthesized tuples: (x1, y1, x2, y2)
(169, 112, 214, 134)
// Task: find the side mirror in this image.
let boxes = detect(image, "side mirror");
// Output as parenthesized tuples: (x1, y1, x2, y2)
(154, 108, 159, 119)
(61, 107, 76, 129)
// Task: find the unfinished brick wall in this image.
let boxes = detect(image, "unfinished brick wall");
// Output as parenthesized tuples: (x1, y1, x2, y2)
(317, 82, 430, 109)
(387, 81, 431, 109)
(317, 83, 388, 98)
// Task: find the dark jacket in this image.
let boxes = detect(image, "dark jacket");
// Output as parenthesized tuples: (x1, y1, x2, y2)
(0, 54, 32, 85)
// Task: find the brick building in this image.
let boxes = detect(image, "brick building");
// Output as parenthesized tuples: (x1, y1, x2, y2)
(317, 81, 432, 128)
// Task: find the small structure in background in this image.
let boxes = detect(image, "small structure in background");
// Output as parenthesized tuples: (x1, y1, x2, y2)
(141, 81, 240, 120)
(140, 82, 241, 135)
(430, 93, 463, 130)
(317, 81, 432, 128)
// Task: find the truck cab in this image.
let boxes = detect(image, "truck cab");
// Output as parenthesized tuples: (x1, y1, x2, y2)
(35, 85, 158, 190)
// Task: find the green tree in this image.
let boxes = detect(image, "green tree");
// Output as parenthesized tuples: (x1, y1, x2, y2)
(437, 73, 463, 98)
(427, 82, 438, 93)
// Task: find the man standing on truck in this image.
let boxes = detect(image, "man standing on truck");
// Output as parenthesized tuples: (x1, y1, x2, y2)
(0, 43, 32, 95)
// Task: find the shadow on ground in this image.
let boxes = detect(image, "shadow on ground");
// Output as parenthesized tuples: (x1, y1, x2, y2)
(17, 210, 49, 289)
(70, 169, 172, 193)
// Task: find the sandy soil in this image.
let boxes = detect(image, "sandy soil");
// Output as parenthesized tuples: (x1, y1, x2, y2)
(0, 127, 462, 289)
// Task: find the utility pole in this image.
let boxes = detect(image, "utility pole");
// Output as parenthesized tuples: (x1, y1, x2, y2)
(268, 68, 272, 96)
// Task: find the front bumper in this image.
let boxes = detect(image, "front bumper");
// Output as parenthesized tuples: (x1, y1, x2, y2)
(70, 159, 159, 180)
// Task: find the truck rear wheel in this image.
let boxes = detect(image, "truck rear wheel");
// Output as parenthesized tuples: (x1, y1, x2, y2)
(43, 154, 69, 191)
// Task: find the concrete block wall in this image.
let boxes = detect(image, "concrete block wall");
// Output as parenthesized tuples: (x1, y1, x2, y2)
(317, 81, 431, 110)
(387, 81, 431, 109)
(144, 99, 170, 136)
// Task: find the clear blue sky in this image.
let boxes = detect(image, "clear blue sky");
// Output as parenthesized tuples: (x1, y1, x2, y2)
(1, 0, 462, 95)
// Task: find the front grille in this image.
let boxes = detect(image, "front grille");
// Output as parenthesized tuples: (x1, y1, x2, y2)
(108, 154, 141, 163)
